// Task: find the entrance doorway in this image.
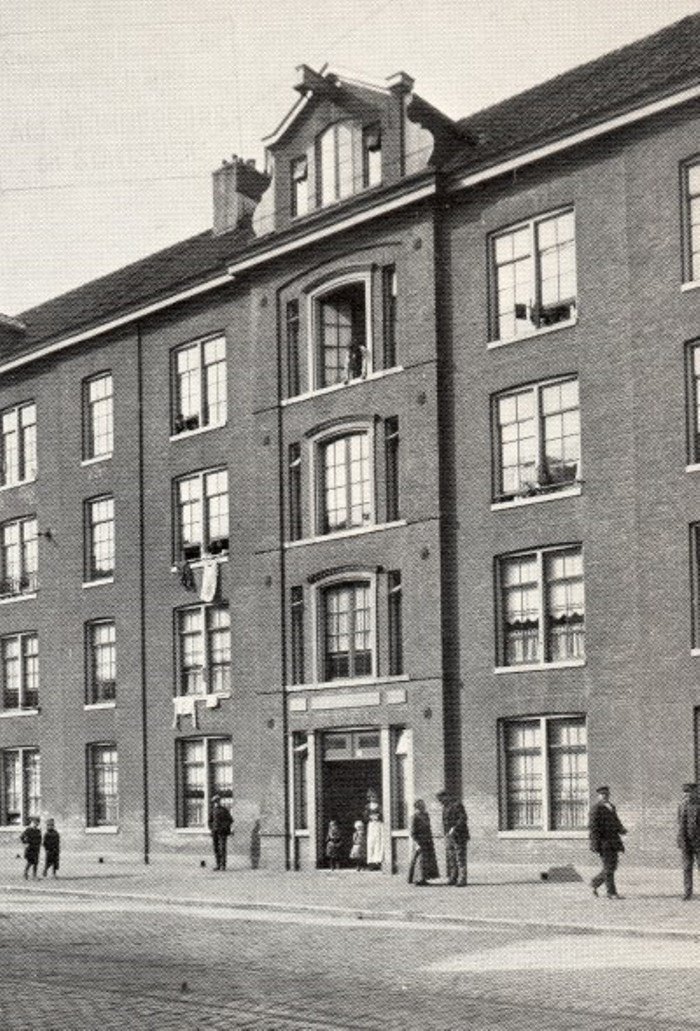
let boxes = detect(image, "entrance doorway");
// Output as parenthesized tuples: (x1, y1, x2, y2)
(319, 729, 382, 867)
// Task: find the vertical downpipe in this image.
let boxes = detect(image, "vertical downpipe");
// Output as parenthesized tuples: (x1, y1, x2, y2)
(136, 321, 150, 864)
(275, 290, 291, 870)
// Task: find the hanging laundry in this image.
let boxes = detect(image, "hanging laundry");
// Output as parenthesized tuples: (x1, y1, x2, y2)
(177, 561, 196, 592)
(172, 694, 198, 729)
(199, 557, 219, 603)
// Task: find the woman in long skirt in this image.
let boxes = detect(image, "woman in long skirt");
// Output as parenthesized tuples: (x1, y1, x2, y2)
(408, 799, 439, 886)
(364, 789, 386, 870)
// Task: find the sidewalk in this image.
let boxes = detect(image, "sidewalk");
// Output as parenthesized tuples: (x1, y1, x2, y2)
(1, 848, 698, 940)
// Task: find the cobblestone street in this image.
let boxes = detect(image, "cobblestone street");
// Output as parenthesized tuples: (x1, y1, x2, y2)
(2, 891, 700, 1029)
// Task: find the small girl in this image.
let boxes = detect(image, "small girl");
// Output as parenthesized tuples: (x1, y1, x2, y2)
(325, 819, 342, 871)
(349, 820, 366, 871)
(42, 818, 60, 878)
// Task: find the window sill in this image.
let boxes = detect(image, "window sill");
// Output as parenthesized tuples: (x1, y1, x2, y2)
(170, 555, 228, 572)
(686, 463, 700, 474)
(285, 520, 407, 549)
(175, 691, 231, 700)
(81, 454, 112, 468)
(169, 421, 227, 443)
(681, 280, 700, 293)
(0, 476, 37, 493)
(293, 828, 310, 838)
(498, 829, 588, 840)
(82, 577, 114, 589)
(690, 648, 700, 657)
(494, 659, 586, 674)
(175, 827, 210, 835)
(84, 701, 116, 711)
(84, 826, 119, 835)
(282, 366, 404, 407)
(0, 708, 39, 719)
(0, 592, 37, 606)
(0, 825, 22, 833)
(488, 317, 577, 350)
(491, 484, 581, 511)
(288, 673, 410, 694)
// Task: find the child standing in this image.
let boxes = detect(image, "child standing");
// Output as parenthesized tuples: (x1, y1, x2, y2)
(325, 819, 342, 871)
(20, 817, 41, 880)
(42, 818, 60, 878)
(349, 820, 366, 871)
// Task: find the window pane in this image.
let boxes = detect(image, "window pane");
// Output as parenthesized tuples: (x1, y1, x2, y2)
(90, 745, 118, 826)
(548, 718, 588, 829)
(501, 556, 539, 665)
(545, 548, 585, 661)
(2, 751, 21, 824)
(505, 720, 543, 829)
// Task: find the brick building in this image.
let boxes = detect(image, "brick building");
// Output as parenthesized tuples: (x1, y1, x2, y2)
(1, 15, 699, 869)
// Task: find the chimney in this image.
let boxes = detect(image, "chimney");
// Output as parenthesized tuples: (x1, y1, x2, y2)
(212, 156, 270, 236)
(0, 313, 26, 356)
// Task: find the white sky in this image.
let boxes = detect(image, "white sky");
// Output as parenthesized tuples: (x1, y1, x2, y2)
(1, 0, 699, 315)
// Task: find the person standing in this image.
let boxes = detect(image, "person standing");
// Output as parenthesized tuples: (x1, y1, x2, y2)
(349, 820, 366, 871)
(677, 782, 700, 900)
(42, 818, 60, 878)
(20, 817, 42, 880)
(436, 790, 469, 886)
(325, 819, 342, 871)
(364, 789, 386, 870)
(208, 795, 233, 871)
(589, 785, 627, 899)
(408, 799, 439, 887)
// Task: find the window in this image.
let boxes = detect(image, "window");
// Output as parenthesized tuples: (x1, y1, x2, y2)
(83, 373, 113, 460)
(290, 586, 305, 685)
(288, 443, 302, 542)
(362, 125, 382, 188)
(86, 621, 116, 704)
(387, 571, 403, 676)
(176, 604, 230, 697)
(687, 343, 700, 464)
(87, 743, 118, 827)
(175, 468, 228, 562)
(321, 580, 372, 681)
(494, 377, 580, 500)
(683, 159, 700, 283)
(500, 715, 588, 832)
(1, 401, 36, 486)
(689, 524, 700, 648)
(177, 736, 232, 828)
(498, 546, 584, 667)
(0, 516, 38, 598)
(491, 209, 576, 341)
(384, 417, 400, 521)
(392, 728, 411, 830)
(172, 336, 226, 436)
(291, 156, 309, 217)
(319, 433, 371, 534)
(1, 748, 40, 826)
(315, 281, 369, 389)
(286, 300, 301, 398)
(382, 266, 397, 369)
(292, 732, 308, 830)
(85, 497, 114, 581)
(317, 122, 354, 207)
(1, 633, 38, 710)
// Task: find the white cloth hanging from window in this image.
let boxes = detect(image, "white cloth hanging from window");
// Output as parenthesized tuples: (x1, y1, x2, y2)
(172, 694, 198, 729)
(199, 558, 219, 603)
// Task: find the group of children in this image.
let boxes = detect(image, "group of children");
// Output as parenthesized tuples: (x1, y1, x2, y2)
(20, 816, 60, 880)
(326, 818, 367, 871)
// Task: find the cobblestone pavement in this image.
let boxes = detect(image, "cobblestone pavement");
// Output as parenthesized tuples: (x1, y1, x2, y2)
(1, 894, 700, 1029)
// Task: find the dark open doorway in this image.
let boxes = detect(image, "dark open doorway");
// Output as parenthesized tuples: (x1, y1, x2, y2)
(318, 728, 383, 867)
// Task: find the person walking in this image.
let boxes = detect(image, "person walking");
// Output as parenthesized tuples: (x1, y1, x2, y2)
(589, 785, 627, 899)
(21, 816, 42, 880)
(408, 799, 439, 886)
(208, 795, 233, 871)
(677, 782, 700, 900)
(42, 818, 60, 878)
(436, 790, 469, 886)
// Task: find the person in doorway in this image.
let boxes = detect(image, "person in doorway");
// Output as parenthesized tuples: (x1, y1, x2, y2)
(589, 785, 627, 899)
(408, 799, 439, 887)
(349, 820, 366, 871)
(21, 816, 41, 880)
(42, 818, 60, 878)
(364, 789, 386, 870)
(208, 795, 233, 871)
(436, 790, 469, 886)
(677, 782, 700, 900)
(325, 819, 342, 871)
(343, 339, 368, 384)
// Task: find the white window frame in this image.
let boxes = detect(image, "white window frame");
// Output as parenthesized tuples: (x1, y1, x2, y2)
(0, 747, 40, 826)
(174, 467, 229, 563)
(175, 603, 231, 698)
(0, 401, 37, 488)
(85, 620, 116, 707)
(683, 157, 700, 286)
(0, 515, 38, 600)
(85, 496, 114, 582)
(307, 272, 374, 393)
(0, 631, 39, 712)
(490, 207, 577, 345)
(176, 735, 233, 830)
(498, 714, 589, 838)
(83, 372, 113, 462)
(86, 742, 119, 828)
(171, 334, 227, 438)
(309, 421, 376, 538)
(291, 156, 309, 218)
(316, 121, 356, 208)
(310, 571, 378, 686)
(496, 544, 585, 672)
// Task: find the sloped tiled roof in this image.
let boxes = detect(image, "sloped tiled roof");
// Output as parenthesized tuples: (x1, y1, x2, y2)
(449, 12, 700, 174)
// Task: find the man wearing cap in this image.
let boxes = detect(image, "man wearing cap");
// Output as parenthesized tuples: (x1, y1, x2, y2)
(208, 795, 233, 871)
(436, 790, 469, 886)
(677, 782, 700, 900)
(589, 785, 627, 899)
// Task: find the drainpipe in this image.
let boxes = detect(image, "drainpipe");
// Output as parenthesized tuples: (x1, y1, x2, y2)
(136, 321, 150, 864)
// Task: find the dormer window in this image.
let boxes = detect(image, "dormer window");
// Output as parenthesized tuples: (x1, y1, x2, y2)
(291, 156, 308, 218)
(317, 122, 354, 207)
(362, 125, 382, 188)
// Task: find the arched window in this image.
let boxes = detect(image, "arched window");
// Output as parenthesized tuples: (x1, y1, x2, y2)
(317, 122, 355, 207)
(319, 432, 371, 534)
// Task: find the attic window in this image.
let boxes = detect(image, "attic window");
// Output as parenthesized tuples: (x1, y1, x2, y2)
(291, 156, 308, 218)
(362, 125, 382, 188)
(317, 122, 354, 207)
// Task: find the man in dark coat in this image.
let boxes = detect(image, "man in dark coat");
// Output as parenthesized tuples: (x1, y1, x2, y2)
(436, 790, 469, 886)
(677, 782, 700, 900)
(20, 816, 42, 880)
(589, 785, 627, 899)
(208, 796, 233, 871)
